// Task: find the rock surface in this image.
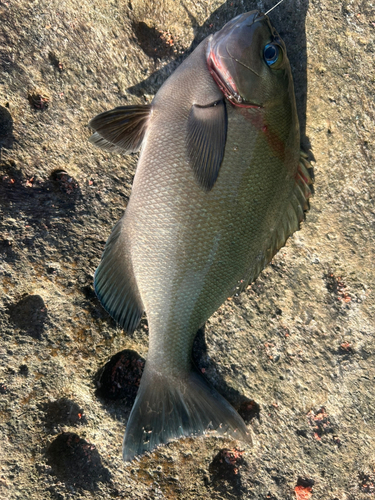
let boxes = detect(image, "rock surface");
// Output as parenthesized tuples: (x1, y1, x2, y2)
(0, 0, 374, 499)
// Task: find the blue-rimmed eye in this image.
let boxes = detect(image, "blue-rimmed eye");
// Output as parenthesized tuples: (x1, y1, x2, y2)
(264, 43, 280, 66)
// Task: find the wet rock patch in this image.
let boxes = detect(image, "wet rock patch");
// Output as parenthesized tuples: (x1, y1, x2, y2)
(294, 477, 314, 500)
(8, 294, 47, 339)
(95, 349, 145, 402)
(42, 398, 87, 431)
(50, 170, 81, 198)
(208, 448, 246, 496)
(237, 398, 260, 424)
(46, 432, 111, 490)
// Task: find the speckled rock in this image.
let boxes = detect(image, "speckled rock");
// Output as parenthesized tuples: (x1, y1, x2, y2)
(0, 1, 374, 499)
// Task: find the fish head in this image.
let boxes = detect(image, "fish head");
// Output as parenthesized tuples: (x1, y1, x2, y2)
(207, 11, 292, 108)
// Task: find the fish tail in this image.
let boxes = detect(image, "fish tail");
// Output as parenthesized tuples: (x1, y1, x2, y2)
(122, 363, 251, 461)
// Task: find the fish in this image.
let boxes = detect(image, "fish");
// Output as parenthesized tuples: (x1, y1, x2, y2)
(89, 10, 312, 462)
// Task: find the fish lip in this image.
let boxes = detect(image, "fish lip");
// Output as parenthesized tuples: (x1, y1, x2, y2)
(207, 41, 263, 109)
(252, 11, 268, 24)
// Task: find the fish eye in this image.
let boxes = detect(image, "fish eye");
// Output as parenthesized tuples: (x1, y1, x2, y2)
(264, 43, 281, 66)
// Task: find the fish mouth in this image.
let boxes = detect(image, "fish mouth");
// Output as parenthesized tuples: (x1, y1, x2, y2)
(207, 43, 263, 109)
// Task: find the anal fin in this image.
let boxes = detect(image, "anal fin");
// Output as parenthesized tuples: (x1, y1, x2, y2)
(94, 218, 144, 332)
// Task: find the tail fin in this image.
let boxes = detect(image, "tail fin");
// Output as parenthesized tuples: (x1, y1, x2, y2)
(123, 364, 251, 461)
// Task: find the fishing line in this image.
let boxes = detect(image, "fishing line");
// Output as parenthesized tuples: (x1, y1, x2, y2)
(265, 0, 285, 16)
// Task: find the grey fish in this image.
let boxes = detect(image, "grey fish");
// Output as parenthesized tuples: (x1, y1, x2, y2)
(89, 10, 312, 461)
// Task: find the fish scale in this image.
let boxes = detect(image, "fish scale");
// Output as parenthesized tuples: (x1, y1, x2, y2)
(89, 10, 312, 461)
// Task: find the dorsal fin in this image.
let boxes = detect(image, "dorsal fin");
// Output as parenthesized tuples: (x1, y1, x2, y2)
(89, 105, 151, 154)
(94, 219, 144, 332)
(234, 152, 313, 295)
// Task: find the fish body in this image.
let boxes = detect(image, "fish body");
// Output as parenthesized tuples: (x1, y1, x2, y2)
(89, 11, 312, 461)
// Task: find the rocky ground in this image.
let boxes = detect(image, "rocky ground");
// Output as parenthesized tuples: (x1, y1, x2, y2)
(0, 0, 374, 498)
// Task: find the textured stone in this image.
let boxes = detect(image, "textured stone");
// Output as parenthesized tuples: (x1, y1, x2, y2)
(0, 0, 374, 499)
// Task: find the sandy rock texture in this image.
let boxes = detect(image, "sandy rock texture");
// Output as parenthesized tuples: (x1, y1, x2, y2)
(0, 0, 374, 498)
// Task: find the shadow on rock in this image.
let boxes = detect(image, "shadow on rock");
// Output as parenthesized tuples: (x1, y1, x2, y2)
(0, 105, 14, 160)
(0, 161, 82, 216)
(46, 432, 111, 491)
(193, 326, 260, 423)
(0, 160, 87, 276)
(131, 21, 185, 60)
(8, 294, 47, 339)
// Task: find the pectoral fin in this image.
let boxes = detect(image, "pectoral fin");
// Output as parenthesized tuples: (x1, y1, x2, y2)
(186, 99, 227, 191)
(89, 105, 151, 153)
